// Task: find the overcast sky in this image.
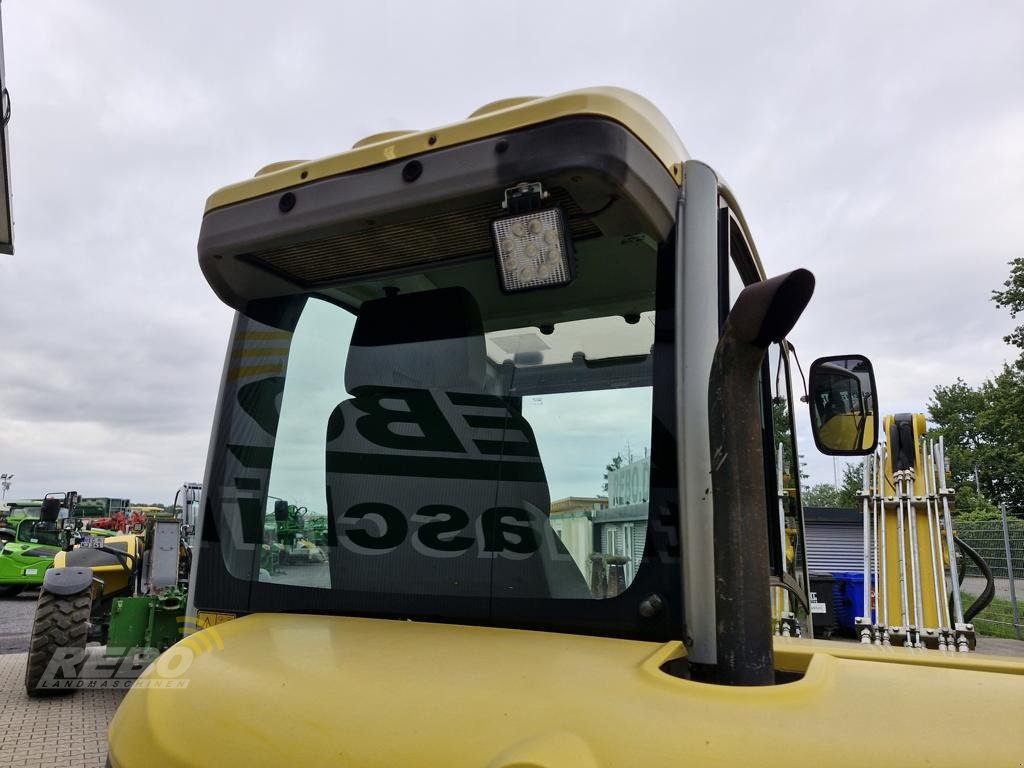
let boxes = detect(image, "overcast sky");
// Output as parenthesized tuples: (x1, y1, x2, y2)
(0, 1, 1021, 502)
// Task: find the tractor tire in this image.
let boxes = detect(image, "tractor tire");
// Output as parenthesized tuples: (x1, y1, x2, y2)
(24, 587, 92, 697)
(0, 585, 22, 598)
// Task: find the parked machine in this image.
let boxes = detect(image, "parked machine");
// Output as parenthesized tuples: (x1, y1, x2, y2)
(174, 482, 202, 538)
(0, 499, 39, 544)
(103, 89, 1023, 766)
(0, 493, 116, 597)
(24, 493, 194, 695)
(268, 498, 327, 565)
(852, 413, 995, 651)
(1, 494, 131, 543)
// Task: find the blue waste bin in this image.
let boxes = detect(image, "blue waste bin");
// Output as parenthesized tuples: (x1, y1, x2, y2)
(832, 571, 873, 630)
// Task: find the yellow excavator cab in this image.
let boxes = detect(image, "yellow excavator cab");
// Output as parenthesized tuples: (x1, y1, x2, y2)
(105, 87, 1024, 768)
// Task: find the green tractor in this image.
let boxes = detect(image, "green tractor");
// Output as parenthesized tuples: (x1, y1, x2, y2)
(0, 494, 115, 597)
(1, 494, 131, 544)
(268, 498, 328, 565)
(0, 498, 43, 544)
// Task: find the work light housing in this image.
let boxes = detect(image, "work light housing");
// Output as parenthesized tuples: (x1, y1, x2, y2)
(491, 183, 575, 293)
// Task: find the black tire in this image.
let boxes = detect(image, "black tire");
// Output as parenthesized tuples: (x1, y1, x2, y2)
(0, 585, 22, 598)
(24, 588, 92, 697)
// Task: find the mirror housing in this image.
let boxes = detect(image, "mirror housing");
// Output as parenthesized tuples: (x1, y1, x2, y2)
(807, 354, 878, 456)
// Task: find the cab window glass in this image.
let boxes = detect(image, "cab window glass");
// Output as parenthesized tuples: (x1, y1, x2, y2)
(17, 520, 60, 547)
(769, 343, 808, 634)
(245, 286, 657, 601)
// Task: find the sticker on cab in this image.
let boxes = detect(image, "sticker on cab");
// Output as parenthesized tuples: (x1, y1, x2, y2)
(809, 590, 826, 614)
(195, 611, 236, 630)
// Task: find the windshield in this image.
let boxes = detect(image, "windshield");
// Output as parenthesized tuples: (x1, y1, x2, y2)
(17, 520, 60, 547)
(196, 250, 680, 639)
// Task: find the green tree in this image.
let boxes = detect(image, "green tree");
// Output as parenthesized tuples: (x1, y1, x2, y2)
(802, 483, 842, 507)
(836, 462, 864, 507)
(951, 484, 1000, 519)
(772, 398, 808, 483)
(992, 256, 1024, 358)
(601, 454, 624, 493)
(929, 366, 1024, 511)
(929, 258, 1024, 512)
(801, 462, 863, 508)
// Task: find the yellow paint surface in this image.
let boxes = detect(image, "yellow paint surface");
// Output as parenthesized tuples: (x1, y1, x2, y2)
(109, 614, 1024, 767)
(204, 87, 689, 213)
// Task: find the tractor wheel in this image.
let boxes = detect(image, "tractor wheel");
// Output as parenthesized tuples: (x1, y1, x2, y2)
(0, 585, 22, 598)
(24, 588, 92, 697)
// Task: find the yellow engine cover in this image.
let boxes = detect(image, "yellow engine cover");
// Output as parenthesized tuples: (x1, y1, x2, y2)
(53, 533, 141, 597)
(108, 614, 1024, 767)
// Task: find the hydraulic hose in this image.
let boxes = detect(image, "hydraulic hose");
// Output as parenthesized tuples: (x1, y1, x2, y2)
(97, 545, 138, 584)
(953, 536, 995, 623)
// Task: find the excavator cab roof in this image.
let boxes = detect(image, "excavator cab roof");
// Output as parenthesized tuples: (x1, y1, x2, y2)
(197, 87, 700, 317)
(204, 87, 688, 213)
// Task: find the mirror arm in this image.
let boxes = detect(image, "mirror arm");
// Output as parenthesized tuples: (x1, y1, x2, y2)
(785, 340, 809, 402)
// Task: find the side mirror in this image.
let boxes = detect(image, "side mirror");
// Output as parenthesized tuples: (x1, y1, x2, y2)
(806, 355, 878, 455)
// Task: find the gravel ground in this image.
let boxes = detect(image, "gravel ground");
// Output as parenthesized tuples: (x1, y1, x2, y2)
(0, 650, 125, 768)
(963, 576, 1024, 601)
(0, 589, 39, 654)
(976, 636, 1024, 656)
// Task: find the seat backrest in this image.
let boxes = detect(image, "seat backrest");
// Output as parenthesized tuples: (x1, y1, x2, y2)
(39, 497, 61, 523)
(324, 287, 588, 599)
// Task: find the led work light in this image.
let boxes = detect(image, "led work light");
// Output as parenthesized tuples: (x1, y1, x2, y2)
(492, 183, 574, 293)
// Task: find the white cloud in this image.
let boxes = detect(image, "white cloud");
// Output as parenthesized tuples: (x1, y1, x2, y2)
(0, 0, 1021, 499)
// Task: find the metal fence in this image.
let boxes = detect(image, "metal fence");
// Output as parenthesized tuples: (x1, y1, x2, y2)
(955, 506, 1023, 640)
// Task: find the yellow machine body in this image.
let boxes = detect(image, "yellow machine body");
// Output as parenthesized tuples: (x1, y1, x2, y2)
(54, 533, 141, 598)
(108, 614, 1024, 768)
(877, 414, 944, 630)
(203, 87, 688, 213)
(108, 88, 1024, 766)
(818, 411, 876, 452)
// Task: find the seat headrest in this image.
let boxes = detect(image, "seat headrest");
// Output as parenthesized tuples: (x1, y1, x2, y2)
(39, 498, 61, 523)
(345, 287, 487, 393)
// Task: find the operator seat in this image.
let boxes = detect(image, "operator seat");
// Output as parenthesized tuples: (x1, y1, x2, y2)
(324, 286, 589, 599)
